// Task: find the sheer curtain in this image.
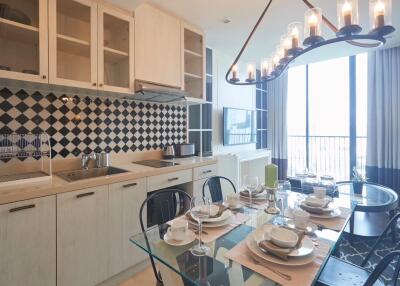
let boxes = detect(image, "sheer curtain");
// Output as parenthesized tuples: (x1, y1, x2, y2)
(267, 72, 288, 179)
(366, 46, 400, 193)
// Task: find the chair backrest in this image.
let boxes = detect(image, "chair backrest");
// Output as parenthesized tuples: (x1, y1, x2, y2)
(139, 188, 192, 284)
(202, 176, 236, 203)
(364, 250, 400, 286)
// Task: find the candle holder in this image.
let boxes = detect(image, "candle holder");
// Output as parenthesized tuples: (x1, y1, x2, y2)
(264, 187, 281, 215)
(303, 8, 325, 47)
(260, 58, 271, 81)
(369, 0, 395, 36)
(245, 62, 256, 83)
(336, 0, 362, 37)
(287, 22, 303, 56)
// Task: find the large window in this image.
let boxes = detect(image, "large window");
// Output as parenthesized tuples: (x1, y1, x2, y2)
(287, 54, 367, 181)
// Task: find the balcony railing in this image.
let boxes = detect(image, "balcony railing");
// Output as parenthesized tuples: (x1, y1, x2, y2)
(287, 135, 367, 181)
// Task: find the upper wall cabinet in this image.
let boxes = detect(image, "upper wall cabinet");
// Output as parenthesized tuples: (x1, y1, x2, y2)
(49, 0, 98, 89)
(98, 5, 134, 93)
(135, 4, 182, 89)
(0, 0, 48, 83)
(182, 22, 205, 101)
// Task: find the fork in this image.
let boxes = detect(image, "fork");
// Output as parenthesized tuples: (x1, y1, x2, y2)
(250, 256, 292, 281)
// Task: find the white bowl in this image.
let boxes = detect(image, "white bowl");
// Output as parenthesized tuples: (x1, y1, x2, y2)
(269, 227, 299, 248)
(305, 197, 326, 207)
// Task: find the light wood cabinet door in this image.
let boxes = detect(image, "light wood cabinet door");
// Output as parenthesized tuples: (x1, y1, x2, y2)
(108, 178, 147, 276)
(57, 186, 108, 286)
(0, 196, 56, 286)
(49, 0, 98, 89)
(98, 5, 134, 94)
(0, 0, 48, 83)
(135, 4, 182, 88)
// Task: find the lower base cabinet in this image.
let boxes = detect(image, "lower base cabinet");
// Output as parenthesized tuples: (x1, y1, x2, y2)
(57, 186, 109, 286)
(0, 196, 56, 286)
(108, 178, 147, 276)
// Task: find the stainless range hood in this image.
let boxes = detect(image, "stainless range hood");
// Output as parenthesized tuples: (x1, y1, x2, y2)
(133, 81, 188, 103)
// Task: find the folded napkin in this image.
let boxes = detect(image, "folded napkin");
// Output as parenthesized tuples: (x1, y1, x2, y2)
(208, 204, 228, 218)
(240, 189, 264, 198)
(258, 228, 305, 261)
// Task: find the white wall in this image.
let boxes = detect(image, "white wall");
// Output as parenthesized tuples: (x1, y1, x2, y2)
(212, 48, 257, 154)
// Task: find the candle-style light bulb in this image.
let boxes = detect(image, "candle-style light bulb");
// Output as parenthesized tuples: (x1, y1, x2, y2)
(261, 60, 269, 78)
(283, 37, 291, 56)
(231, 64, 239, 80)
(246, 63, 255, 81)
(273, 55, 280, 68)
(308, 13, 318, 36)
(291, 26, 300, 48)
(374, 1, 385, 28)
(342, 1, 353, 26)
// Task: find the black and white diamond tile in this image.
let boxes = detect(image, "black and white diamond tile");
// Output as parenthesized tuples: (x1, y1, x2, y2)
(0, 88, 187, 160)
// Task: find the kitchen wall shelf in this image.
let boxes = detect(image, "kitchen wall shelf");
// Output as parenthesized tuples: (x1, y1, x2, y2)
(57, 34, 90, 56)
(104, 47, 129, 63)
(184, 72, 202, 79)
(184, 49, 202, 58)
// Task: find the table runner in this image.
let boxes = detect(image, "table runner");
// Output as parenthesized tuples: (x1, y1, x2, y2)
(225, 238, 331, 286)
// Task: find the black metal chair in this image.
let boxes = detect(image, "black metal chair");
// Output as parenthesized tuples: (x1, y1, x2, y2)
(139, 189, 192, 286)
(202, 175, 237, 203)
(318, 213, 400, 286)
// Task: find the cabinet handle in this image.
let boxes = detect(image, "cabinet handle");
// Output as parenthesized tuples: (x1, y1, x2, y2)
(168, 177, 179, 182)
(99, 83, 103, 87)
(123, 183, 137, 188)
(202, 170, 212, 174)
(76, 192, 95, 198)
(9, 204, 35, 213)
(42, 75, 47, 79)
(92, 83, 97, 87)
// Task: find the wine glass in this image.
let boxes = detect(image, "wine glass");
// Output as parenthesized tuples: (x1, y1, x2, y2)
(190, 196, 211, 256)
(243, 175, 259, 207)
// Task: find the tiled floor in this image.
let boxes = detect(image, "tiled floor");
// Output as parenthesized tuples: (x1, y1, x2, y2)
(118, 267, 155, 286)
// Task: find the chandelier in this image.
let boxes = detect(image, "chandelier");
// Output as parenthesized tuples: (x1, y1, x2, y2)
(226, 0, 396, 85)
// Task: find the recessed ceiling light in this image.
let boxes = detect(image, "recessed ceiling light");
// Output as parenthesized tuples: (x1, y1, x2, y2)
(222, 17, 231, 24)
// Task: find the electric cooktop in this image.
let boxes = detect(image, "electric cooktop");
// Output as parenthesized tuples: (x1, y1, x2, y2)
(133, 160, 179, 168)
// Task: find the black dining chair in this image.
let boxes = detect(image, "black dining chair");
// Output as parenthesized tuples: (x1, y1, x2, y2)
(318, 213, 400, 286)
(139, 189, 192, 286)
(202, 175, 237, 203)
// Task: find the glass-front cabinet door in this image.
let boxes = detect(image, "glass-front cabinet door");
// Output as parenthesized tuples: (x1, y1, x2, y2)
(0, 0, 48, 83)
(98, 6, 134, 93)
(49, 0, 97, 89)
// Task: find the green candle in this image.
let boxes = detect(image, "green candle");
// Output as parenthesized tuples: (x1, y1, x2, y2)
(265, 164, 278, 188)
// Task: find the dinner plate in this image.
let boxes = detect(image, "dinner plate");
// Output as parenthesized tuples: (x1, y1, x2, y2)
(222, 201, 244, 210)
(250, 224, 315, 257)
(308, 208, 342, 219)
(239, 191, 267, 200)
(246, 234, 316, 266)
(203, 209, 233, 223)
(285, 219, 318, 234)
(163, 230, 196, 246)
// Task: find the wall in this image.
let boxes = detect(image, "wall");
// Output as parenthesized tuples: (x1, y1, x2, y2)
(0, 87, 187, 162)
(212, 48, 257, 154)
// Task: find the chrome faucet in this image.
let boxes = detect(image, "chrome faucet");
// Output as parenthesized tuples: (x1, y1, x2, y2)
(81, 153, 97, 170)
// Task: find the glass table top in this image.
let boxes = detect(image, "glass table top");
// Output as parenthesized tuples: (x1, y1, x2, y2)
(130, 191, 358, 286)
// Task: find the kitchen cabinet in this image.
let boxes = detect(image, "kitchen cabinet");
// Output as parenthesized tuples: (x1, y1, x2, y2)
(108, 178, 147, 276)
(0, 0, 48, 83)
(98, 4, 134, 93)
(57, 186, 109, 286)
(147, 169, 193, 192)
(49, 0, 98, 89)
(135, 3, 182, 88)
(0, 196, 56, 286)
(182, 22, 205, 101)
(191, 164, 217, 199)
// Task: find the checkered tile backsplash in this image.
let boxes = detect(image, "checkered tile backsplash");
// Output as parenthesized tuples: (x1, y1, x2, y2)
(0, 87, 187, 160)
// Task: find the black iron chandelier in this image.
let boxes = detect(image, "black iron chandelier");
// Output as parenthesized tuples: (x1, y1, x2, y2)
(226, 0, 396, 85)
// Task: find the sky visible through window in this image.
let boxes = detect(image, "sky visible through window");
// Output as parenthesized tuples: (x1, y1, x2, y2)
(287, 54, 368, 179)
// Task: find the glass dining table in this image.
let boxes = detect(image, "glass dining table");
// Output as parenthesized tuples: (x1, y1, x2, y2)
(129, 185, 396, 286)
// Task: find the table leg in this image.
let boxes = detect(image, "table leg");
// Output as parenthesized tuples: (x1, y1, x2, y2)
(390, 210, 397, 243)
(349, 212, 355, 242)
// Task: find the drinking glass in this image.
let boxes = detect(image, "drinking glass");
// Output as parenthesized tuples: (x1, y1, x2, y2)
(275, 180, 292, 225)
(190, 196, 211, 256)
(243, 175, 259, 207)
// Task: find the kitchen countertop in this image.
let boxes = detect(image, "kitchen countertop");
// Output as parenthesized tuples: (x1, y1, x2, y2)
(0, 156, 217, 205)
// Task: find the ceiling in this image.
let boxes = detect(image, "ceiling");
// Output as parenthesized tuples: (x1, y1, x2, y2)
(109, 0, 400, 64)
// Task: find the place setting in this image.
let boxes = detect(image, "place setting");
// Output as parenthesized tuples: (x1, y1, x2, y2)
(299, 187, 342, 219)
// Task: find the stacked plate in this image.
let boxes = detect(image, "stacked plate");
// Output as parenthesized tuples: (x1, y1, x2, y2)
(239, 186, 267, 200)
(187, 205, 234, 228)
(300, 196, 341, 218)
(246, 225, 316, 266)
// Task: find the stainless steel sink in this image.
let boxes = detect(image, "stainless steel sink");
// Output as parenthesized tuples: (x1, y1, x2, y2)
(56, 167, 128, 182)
